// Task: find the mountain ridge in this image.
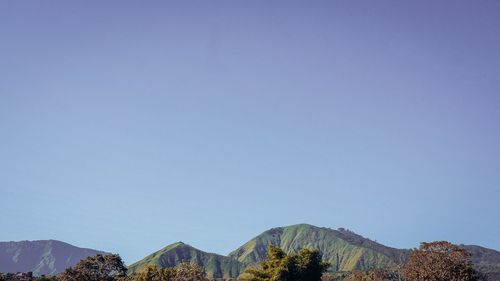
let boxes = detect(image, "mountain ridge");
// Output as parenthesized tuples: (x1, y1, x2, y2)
(2, 224, 500, 278)
(129, 224, 500, 278)
(0, 239, 108, 276)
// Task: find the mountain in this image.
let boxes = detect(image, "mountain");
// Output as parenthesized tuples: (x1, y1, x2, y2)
(127, 242, 244, 279)
(463, 245, 500, 275)
(229, 224, 500, 275)
(229, 224, 409, 272)
(130, 224, 500, 279)
(129, 224, 410, 278)
(0, 240, 108, 276)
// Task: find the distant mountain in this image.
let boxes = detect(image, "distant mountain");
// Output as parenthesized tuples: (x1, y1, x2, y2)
(130, 224, 500, 279)
(0, 240, 108, 276)
(463, 245, 500, 276)
(127, 242, 244, 279)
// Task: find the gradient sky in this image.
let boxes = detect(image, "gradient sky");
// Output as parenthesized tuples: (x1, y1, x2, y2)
(1, 1, 499, 264)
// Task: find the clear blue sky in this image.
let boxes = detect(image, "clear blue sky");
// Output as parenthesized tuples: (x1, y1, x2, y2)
(1, 1, 499, 264)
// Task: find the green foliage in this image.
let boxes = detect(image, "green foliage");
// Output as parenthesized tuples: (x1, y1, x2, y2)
(244, 245, 329, 281)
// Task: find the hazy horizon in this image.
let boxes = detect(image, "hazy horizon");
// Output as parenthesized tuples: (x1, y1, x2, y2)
(1, 1, 499, 264)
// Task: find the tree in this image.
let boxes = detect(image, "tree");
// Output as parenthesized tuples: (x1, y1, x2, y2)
(402, 241, 482, 281)
(244, 245, 330, 281)
(170, 263, 209, 281)
(59, 254, 127, 281)
(320, 273, 335, 281)
(36, 276, 59, 281)
(126, 263, 209, 281)
(127, 265, 174, 281)
(346, 269, 402, 281)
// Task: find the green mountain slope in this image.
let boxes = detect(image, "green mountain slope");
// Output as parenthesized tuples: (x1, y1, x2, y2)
(228, 224, 409, 272)
(127, 242, 244, 279)
(0, 240, 108, 276)
(128, 224, 500, 279)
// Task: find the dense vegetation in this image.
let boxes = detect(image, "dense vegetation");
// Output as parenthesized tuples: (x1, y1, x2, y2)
(125, 263, 209, 281)
(241, 245, 329, 281)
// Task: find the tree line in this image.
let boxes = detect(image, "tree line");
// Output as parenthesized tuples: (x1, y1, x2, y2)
(0, 241, 491, 281)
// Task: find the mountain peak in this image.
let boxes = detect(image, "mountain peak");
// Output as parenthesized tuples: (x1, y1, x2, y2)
(128, 242, 244, 279)
(170, 241, 186, 247)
